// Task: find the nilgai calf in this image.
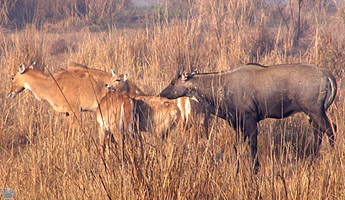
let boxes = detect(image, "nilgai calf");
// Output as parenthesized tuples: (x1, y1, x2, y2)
(160, 63, 337, 173)
(109, 73, 209, 141)
(96, 88, 135, 150)
(105, 73, 181, 140)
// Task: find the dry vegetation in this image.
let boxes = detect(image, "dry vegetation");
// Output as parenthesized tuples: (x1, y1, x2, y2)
(1, 0, 345, 199)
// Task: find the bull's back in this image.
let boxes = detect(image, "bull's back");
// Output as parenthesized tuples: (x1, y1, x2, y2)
(226, 64, 334, 119)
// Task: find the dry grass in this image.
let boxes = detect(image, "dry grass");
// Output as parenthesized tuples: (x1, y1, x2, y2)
(1, 0, 345, 199)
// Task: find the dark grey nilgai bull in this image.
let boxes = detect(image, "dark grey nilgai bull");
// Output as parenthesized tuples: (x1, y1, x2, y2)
(160, 63, 337, 173)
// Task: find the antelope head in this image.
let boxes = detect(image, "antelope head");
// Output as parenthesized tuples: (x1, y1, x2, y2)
(8, 62, 35, 98)
(104, 70, 129, 93)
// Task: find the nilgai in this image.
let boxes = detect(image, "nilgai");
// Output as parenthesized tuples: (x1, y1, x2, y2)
(8, 62, 112, 125)
(96, 87, 135, 150)
(105, 73, 181, 140)
(108, 73, 209, 141)
(106, 72, 146, 97)
(160, 63, 337, 172)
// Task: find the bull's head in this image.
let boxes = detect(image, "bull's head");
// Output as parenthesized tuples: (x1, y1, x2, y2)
(159, 71, 196, 99)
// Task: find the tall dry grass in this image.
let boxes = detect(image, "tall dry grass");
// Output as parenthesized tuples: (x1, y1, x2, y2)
(1, 0, 345, 199)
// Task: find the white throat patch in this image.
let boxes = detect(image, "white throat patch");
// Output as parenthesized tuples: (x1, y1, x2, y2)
(24, 83, 32, 91)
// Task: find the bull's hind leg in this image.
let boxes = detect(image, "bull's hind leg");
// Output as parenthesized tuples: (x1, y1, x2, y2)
(308, 111, 335, 155)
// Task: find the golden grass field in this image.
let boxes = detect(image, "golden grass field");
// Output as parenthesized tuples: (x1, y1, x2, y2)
(1, 0, 345, 199)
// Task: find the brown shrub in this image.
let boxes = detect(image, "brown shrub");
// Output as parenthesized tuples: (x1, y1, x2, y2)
(49, 39, 69, 55)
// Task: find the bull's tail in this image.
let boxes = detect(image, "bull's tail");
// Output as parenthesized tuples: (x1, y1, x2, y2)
(324, 76, 337, 110)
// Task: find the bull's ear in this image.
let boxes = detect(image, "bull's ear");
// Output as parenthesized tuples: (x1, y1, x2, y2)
(175, 66, 184, 79)
(111, 69, 116, 77)
(123, 73, 128, 81)
(181, 71, 191, 82)
(18, 64, 26, 74)
(191, 69, 198, 75)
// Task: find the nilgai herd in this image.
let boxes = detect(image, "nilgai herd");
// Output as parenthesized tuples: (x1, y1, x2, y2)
(8, 62, 344, 173)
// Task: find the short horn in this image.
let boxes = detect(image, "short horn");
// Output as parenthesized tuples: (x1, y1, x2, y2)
(175, 65, 184, 78)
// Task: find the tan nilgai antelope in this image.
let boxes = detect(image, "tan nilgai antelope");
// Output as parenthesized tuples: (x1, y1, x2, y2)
(106, 72, 146, 97)
(104, 73, 180, 139)
(96, 87, 135, 150)
(8, 62, 112, 125)
(107, 73, 208, 141)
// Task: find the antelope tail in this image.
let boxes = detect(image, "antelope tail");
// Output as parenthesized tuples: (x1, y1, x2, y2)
(324, 76, 337, 110)
(119, 102, 125, 138)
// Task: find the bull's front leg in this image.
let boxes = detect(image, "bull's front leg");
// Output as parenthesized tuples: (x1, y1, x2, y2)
(243, 117, 260, 174)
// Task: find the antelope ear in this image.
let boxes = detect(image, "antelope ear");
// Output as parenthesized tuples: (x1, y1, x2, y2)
(29, 61, 36, 69)
(111, 69, 116, 77)
(181, 71, 190, 82)
(18, 64, 26, 74)
(123, 73, 128, 81)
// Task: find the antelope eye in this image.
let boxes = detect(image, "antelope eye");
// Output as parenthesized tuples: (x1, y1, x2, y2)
(11, 77, 15, 81)
(171, 80, 175, 86)
(116, 79, 121, 82)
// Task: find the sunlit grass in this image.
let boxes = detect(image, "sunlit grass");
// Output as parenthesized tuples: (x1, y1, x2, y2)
(1, 0, 345, 199)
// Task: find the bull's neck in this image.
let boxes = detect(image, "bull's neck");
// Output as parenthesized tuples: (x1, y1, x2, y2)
(191, 73, 223, 101)
(23, 70, 58, 101)
(190, 73, 228, 118)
